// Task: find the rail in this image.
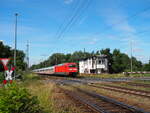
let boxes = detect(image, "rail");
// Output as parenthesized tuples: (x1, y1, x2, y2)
(89, 84, 150, 98)
(59, 85, 148, 113)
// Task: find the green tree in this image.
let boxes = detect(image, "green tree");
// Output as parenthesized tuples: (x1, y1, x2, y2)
(30, 48, 144, 73)
(65, 54, 73, 62)
(49, 53, 66, 65)
(132, 57, 142, 71)
(112, 49, 130, 73)
(143, 60, 150, 71)
(0, 42, 26, 73)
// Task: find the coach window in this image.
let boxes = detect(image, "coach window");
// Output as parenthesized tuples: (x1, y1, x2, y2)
(69, 64, 76, 68)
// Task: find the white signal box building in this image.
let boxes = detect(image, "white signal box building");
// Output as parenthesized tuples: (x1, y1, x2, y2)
(79, 55, 108, 74)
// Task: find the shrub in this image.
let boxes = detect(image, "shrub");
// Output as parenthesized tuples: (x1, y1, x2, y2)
(0, 72, 4, 83)
(0, 83, 43, 113)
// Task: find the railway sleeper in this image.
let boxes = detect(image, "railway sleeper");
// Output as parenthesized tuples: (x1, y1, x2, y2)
(89, 85, 150, 98)
(72, 86, 149, 113)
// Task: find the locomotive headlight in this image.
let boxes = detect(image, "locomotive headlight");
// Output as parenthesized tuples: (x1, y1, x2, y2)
(69, 68, 77, 71)
(70, 69, 77, 70)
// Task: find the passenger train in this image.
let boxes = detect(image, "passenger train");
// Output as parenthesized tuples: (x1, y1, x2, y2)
(33, 62, 78, 77)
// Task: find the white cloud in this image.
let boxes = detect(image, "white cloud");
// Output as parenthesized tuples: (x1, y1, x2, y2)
(88, 38, 99, 45)
(140, 11, 150, 19)
(133, 48, 143, 52)
(101, 7, 136, 34)
(64, 0, 74, 4)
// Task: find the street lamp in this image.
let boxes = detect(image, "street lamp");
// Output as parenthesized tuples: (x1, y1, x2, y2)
(14, 13, 18, 79)
(130, 40, 133, 74)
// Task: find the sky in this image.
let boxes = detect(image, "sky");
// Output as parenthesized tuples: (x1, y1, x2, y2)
(0, 0, 150, 65)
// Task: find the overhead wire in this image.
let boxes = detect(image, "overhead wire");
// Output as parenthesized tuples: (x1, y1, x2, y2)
(97, 5, 150, 35)
(54, 0, 82, 54)
(57, 0, 91, 39)
(116, 29, 150, 41)
(61, 0, 92, 38)
(55, 0, 80, 40)
(56, 1, 150, 40)
(55, 1, 150, 52)
(55, 0, 83, 39)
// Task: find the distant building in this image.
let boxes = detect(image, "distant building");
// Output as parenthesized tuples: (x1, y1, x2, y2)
(79, 55, 108, 74)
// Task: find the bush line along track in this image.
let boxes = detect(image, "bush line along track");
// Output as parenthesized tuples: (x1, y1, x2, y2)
(89, 84, 150, 98)
(59, 85, 148, 113)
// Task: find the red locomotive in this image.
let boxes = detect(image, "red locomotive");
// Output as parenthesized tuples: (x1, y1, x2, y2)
(33, 62, 78, 76)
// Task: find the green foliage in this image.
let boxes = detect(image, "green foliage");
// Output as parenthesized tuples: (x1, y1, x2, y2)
(0, 83, 43, 113)
(100, 48, 143, 73)
(30, 48, 147, 73)
(0, 72, 4, 83)
(112, 49, 130, 73)
(49, 53, 66, 65)
(23, 73, 40, 81)
(30, 51, 91, 70)
(0, 41, 27, 72)
(143, 61, 150, 71)
(0, 42, 12, 58)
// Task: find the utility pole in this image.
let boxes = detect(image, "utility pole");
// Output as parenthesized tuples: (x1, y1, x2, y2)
(56, 56, 57, 65)
(84, 48, 86, 58)
(26, 40, 29, 70)
(14, 13, 18, 79)
(130, 40, 133, 74)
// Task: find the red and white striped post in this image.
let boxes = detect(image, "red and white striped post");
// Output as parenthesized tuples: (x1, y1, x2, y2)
(0, 58, 15, 84)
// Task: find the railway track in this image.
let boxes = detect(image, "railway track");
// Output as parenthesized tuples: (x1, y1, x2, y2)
(89, 84, 150, 98)
(60, 88, 105, 113)
(60, 85, 148, 113)
(43, 76, 150, 98)
(125, 82, 150, 88)
(43, 77, 149, 112)
(108, 81, 150, 88)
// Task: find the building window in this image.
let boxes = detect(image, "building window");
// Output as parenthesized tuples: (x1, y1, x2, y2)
(102, 59, 105, 64)
(89, 60, 91, 64)
(98, 60, 101, 64)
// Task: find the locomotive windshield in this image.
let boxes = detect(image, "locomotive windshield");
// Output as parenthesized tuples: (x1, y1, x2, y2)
(69, 64, 76, 68)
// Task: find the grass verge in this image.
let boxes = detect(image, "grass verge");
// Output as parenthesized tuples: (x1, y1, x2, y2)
(79, 73, 150, 78)
(22, 73, 82, 113)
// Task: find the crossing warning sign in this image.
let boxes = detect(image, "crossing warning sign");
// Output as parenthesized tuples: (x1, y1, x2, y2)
(0, 58, 15, 84)
(0, 58, 10, 70)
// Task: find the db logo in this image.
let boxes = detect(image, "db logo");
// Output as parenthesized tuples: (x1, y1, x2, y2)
(0, 58, 15, 84)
